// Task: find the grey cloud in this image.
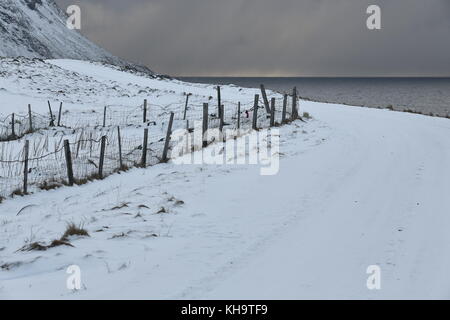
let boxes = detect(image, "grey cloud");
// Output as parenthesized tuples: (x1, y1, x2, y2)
(55, 0, 450, 76)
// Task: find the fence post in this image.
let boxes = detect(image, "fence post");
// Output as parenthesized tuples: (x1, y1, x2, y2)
(183, 94, 190, 120)
(11, 113, 16, 138)
(64, 139, 74, 186)
(291, 87, 298, 120)
(23, 140, 29, 194)
(103, 106, 107, 127)
(202, 103, 209, 148)
(141, 128, 148, 167)
(99, 136, 106, 178)
(162, 112, 175, 163)
(219, 105, 224, 132)
(217, 86, 222, 119)
(260, 84, 271, 114)
(270, 97, 276, 127)
(220, 105, 225, 141)
(143, 99, 147, 123)
(282, 94, 288, 123)
(237, 102, 241, 130)
(57, 102, 63, 126)
(28, 104, 33, 132)
(48, 101, 55, 127)
(252, 94, 259, 130)
(117, 126, 123, 170)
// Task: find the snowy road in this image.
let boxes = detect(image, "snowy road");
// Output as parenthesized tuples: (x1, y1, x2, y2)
(1, 101, 450, 299)
(201, 103, 450, 299)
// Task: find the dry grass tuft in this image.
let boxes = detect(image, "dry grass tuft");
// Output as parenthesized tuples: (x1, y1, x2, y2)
(61, 222, 89, 241)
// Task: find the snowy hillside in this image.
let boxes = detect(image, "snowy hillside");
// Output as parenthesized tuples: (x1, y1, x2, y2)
(1, 59, 450, 299)
(0, 0, 150, 72)
(0, 57, 276, 197)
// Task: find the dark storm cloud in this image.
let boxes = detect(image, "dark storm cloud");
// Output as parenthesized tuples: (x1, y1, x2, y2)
(55, 0, 450, 76)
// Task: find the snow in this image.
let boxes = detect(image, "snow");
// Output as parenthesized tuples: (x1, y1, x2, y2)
(1, 59, 450, 299)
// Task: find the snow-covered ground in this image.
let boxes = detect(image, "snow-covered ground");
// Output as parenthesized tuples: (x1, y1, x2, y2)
(1, 59, 450, 299)
(0, 58, 279, 197)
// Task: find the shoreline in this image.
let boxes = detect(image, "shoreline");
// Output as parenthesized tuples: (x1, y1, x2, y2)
(179, 77, 450, 119)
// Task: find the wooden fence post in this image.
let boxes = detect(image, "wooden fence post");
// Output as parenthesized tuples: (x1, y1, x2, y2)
(219, 105, 225, 141)
(143, 99, 147, 123)
(270, 97, 276, 127)
(103, 106, 107, 127)
(64, 139, 74, 186)
(162, 112, 175, 162)
(202, 103, 209, 148)
(237, 102, 241, 130)
(219, 104, 224, 132)
(99, 136, 106, 178)
(291, 87, 298, 120)
(260, 84, 272, 114)
(28, 104, 33, 132)
(217, 86, 222, 119)
(252, 94, 259, 130)
(117, 126, 123, 170)
(183, 94, 190, 120)
(282, 94, 288, 123)
(57, 102, 63, 126)
(141, 128, 148, 167)
(48, 101, 55, 127)
(23, 140, 29, 194)
(11, 113, 16, 138)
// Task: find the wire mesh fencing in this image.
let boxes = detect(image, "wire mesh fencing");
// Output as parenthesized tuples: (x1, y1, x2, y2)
(0, 90, 301, 200)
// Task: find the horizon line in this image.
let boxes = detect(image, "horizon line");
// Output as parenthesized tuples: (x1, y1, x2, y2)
(176, 75, 450, 79)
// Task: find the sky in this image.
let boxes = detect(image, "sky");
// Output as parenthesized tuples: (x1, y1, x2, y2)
(55, 0, 450, 77)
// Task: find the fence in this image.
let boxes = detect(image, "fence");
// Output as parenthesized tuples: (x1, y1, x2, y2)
(0, 86, 301, 200)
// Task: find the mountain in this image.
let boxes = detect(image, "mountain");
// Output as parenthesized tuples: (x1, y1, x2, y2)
(0, 0, 153, 73)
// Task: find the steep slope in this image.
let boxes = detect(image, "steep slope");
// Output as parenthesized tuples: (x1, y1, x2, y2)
(0, 0, 152, 72)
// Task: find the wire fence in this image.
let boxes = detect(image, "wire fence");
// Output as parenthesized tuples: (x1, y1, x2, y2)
(0, 89, 300, 200)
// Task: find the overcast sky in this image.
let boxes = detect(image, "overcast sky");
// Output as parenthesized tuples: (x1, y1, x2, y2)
(55, 0, 450, 76)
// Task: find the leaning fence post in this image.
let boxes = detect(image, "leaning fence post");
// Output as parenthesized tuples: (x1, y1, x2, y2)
(48, 101, 55, 127)
(23, 140, 29, 194)
(64, 139, 74, 186)
(291, 87, 298, 120)
(141, 128, 148, 167)
(252, 94, 259, 130)
(202, 103, 209, 148)
(143, 99, 147, 123)
(103, 106, 107, 127)
(99, 136, 106, 178)
(183, 94, 190, 120)
(162, 112, 175, 162)
(237, 102, 241, 130)
(260, 84, 271, 114)
(28, 104, 33, 132)
(282, 94, 288, 123)
(117, 126, 123, 170)
(270, 97, 276, 127)
(11, 113, 16, 138)
(57, 102, 63, 126)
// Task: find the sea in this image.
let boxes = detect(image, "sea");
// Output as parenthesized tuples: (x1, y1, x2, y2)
(179, 77, 450, 118)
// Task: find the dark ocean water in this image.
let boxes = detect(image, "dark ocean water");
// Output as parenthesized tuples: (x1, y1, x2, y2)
(179, 77, 450, 118)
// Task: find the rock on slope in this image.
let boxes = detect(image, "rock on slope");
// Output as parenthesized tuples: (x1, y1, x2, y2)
(0, 0, 152, 73)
